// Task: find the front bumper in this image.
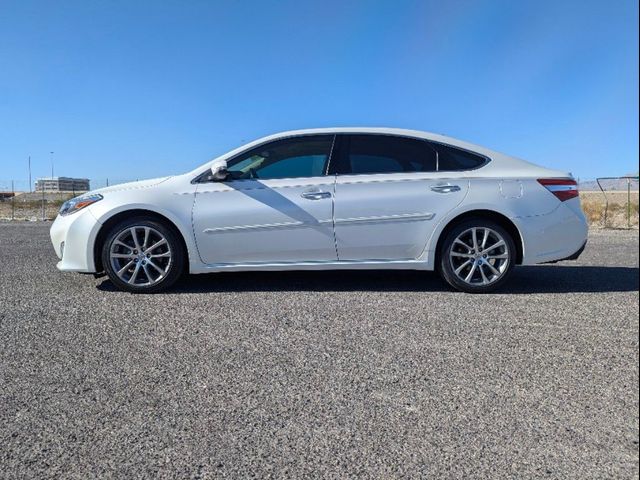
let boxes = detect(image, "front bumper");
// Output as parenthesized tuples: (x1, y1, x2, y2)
(50, 208, 102, 272)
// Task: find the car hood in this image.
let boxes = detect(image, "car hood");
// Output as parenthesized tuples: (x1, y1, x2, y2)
(89, 176, 172, 195)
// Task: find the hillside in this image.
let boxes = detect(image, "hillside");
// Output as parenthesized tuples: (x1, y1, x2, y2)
(579, 173, 639, 191)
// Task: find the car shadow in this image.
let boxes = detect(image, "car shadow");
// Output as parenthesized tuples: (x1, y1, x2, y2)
(96, 265, 639, 294)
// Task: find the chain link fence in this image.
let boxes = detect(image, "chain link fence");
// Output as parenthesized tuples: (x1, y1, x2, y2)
(0, 178, 137, 221)
(580, 176, 639, 229)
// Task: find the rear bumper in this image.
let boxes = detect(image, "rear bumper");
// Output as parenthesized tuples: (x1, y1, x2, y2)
(515, 200, 589, 265)
(564, 239, 587, 261)
(542, 239, 587, 263)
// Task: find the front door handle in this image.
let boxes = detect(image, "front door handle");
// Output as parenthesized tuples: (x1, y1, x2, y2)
(301, 191, 332, 200)
(431, 184, 461, 194)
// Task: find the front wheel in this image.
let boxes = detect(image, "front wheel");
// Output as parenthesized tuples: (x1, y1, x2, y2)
(438, 219, 516, 293)
(102, 217, 185, 293)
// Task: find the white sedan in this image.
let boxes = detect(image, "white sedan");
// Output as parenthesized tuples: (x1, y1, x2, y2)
(50, 128, 588, 293)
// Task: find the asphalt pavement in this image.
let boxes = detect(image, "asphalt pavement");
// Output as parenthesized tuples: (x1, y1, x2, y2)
(0, 223, 638, 478)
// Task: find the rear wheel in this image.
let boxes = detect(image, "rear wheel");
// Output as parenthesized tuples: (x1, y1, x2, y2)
(101, 217, 185, 293)
(438, 219, 516, 293)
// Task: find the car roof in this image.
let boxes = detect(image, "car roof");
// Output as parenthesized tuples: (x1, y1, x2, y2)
(257, 127, 483, 152)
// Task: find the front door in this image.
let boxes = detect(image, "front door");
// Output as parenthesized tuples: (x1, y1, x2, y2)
(192, 135, 337, 265)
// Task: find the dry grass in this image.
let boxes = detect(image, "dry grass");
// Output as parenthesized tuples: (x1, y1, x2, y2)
(0, 197, 68, 220)
(580, 191, 639, 229)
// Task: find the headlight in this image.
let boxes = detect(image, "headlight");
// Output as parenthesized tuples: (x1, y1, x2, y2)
(59, 194, 103, 216)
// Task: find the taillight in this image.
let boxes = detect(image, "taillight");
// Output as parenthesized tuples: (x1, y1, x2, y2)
(537, 178, 579, 201)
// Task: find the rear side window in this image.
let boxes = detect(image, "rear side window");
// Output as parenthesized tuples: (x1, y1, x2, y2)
(430, 142, 487, 171)
(344, 135, 437, 175)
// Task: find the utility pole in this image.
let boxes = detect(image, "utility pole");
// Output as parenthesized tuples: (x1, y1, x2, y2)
(50, 151, 55, 178)
(28, 155, 32, 192)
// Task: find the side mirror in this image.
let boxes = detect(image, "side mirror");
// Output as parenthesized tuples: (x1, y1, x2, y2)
(210, 159, 228, 181)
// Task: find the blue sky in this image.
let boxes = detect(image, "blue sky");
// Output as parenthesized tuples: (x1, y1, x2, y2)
(0, 0, 638, 188)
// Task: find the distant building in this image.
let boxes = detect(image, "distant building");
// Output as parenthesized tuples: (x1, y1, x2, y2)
(35, 177, 90, 192)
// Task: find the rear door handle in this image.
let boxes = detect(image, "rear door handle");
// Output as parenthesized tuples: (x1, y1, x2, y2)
(301, 191, 332, 200)
(431, 184, 461, 193)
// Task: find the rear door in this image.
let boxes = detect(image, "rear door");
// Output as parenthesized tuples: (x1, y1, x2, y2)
(331, 134, 470, 261)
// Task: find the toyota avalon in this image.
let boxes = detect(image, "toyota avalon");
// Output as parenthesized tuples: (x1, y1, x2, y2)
(50, 128, 588, 293)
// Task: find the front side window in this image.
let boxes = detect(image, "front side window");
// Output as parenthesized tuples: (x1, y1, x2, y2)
(226, 135, 334, 180)
(344, 135, 437, 175)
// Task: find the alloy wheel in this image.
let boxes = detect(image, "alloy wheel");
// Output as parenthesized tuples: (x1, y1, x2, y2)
(109, 226, 172, 286)
(448, 227, 510, 286)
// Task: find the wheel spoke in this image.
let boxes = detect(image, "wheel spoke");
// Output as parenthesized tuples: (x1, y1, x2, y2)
(128, 262, 141, 284)
(464, 263, 477, 282)
(479, 264, 489, 284)
(471, 228, 479, 251)
(150, 252, 171, 258)
(454, 238, 472, 250)
(481, 228, 489, 249)
(111, 253, 132, 259)
(147, 259, 165, 275)
(485, 261, 501, 276)
(130, 228, 142, 251)
(484, 239, 505, 252)
(454, 259, 472, 275)
(142, 263, 153, 283)
(144, 238, 167, 253)
(117, 260, 134, 276)
(114, 239, 133, 250)
(142, 227, 150, 250)
(450, 252, 474, 258)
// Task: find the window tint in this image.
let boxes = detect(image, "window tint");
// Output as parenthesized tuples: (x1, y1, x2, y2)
(430, 142, 487, 171)
(346, 135, 437, 175)
(227, 135, 333, 180)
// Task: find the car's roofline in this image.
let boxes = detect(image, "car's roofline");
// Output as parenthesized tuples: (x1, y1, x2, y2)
(252, 127, 490, 151)
(256, 127, 448, 140)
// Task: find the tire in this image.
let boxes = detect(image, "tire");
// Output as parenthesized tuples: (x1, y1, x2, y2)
(101, 217, 185, 293)
(438, 219, 516, 293)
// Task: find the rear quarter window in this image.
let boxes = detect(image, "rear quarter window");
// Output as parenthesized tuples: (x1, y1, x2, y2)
(430, 142, 488, 171)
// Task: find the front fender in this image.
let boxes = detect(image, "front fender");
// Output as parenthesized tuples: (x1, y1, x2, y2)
(88, 195, 199, 272)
